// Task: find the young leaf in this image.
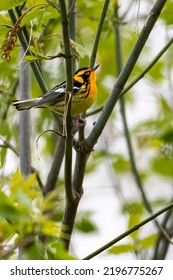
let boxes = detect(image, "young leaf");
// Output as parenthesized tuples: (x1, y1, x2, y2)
(139, 233, 157, 249)
(75, 212, 97, 233)
(112, 154, 130, 173)
(0, 191, 22, 223)
(128, 212, 140, 240)
(151, 157, 173, 178)
(0, 218, 15, 242)
(109, 243, 134, 255)
(0, 0, 26, 11)
(0, 148, 7, 169)
(40, 220, 60, 237)
(10, 169, 38, 200)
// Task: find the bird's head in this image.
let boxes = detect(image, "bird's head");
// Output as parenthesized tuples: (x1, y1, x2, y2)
(74, 65, 99, 84)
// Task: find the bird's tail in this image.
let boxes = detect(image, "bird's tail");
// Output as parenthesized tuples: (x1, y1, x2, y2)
(13, 98, 42, 111)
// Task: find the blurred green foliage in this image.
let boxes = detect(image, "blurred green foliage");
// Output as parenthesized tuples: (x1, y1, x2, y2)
(0, 0, 173, 260)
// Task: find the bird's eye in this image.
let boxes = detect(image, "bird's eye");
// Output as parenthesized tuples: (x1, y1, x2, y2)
(85, 72, 90, 75)
(81, 71, 90, 78)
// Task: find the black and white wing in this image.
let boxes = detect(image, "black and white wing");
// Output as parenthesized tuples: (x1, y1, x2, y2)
(36, 80, 83, 106)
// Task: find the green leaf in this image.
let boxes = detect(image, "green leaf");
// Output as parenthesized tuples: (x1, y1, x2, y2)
(10, 169, 38, 200)
(75, 212, 97, 233)
(0, 148, 7, 169)
(24, 55, 39, 62)
(151, 157, 173, 178)
(122, 202, 143, 240)
(46, 248, 56, 260)
(0, 191, 22, 223)
(152, 198, 168, 208)
(112, 154, 130, 173)
(23, 242, 44, 260)
(0, 0, 26, 11)
(0, 23, 10, 37)
(122, 202, 144, 216)
(139, 233, 157, 249)
(20, 5, 47, 27)
(0, 218, 15, 242)
(40, 220, 60, 237)
(128, 212, 140, 240)
(158, 97, 173, 117)
(52, 242, 76, 260)
(148, 60, 164, 81)
(21, 4, 59, 29)
(73, 41, 88, 58)
(156, 122, 173, 142)
(161, 2, 173, 25)
(109, 243, 134, 255)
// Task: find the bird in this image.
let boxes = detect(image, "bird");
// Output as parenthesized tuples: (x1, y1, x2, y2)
(13, 65, 99, 117)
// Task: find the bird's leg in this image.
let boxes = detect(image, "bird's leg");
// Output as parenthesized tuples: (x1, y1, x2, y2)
(72, 115, 86, 135)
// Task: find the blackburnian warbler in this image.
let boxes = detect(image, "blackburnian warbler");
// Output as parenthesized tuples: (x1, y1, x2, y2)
(13, 65, 99, 116)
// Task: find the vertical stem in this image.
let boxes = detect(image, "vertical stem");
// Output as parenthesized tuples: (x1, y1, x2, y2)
(114, 4, 151, 212)
(86, 0, 168, 149)
(68, 0, 77, 71)
(68, 0, 76, 41)
(58, 0, 73, 202)
(19, 49, 31, 176)
(59, 0, 111, 251)
(114, 2, 172, 247)
(43, 137, 65, 196)
(113, 3, 167, 214)
(90, 0, 110, 68)
(58, 0, 74, 250)
(18, 49, 31, 260)
(153, 207, 173, 259)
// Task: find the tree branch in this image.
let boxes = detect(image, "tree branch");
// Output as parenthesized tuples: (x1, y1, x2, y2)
(83, 201, 173, 259)
(18, 48, 31, 176)
(153, 202, 173, 259)
(90, 0, 110, 68)
(58, 0, 75, 250)
(114, 2, 173, 247)
(0, 136, 19, 156)
(58, 0, 73, 201)
(68, 0, 77, 71)
(86, 35, 173, 117)
(43, 137, 65, 196)
(120, 36, 173, 97)
(86, 0, 168, 149)
(59, 0, 111, 250)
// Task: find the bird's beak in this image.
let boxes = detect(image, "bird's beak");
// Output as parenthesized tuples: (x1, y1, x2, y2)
(93, 64, 100, 71)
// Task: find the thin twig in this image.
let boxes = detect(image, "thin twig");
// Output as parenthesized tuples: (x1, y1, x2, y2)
(114, 2, 173, 246)
(43, 137, 65, 196)
(86, 35, 173, 117)
(0, 136, 19, 156)
(90, 0, 110, 68)
(153, 200, 173, 259)
(120, 36, 173, 97)
(68, 0, 77, 71)
(83, 201, 173, 259)
(86, 0, 168, 149)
